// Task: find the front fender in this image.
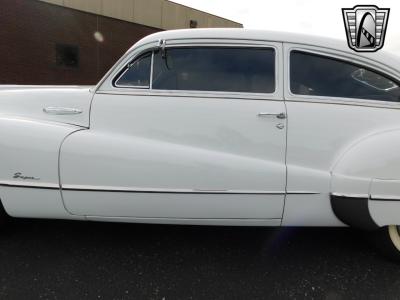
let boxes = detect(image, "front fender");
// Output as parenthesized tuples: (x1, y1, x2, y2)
(0, 116, 84, 219)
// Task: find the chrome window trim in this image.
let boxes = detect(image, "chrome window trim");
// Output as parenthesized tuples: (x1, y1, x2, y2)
(284, 44, 400, 109)
(118, 85, 150, 89)
(94, 42, 157, 92)
(99, 39, 283, 100)
(149, 51, 154, 89)
(114, 83, 150, 89)
(150, 46, 277, 95)
(113, 52, 152, 89)
(96, 89, 282, 102)
(284, 98, 400, 110)
(94, 40, 274, 93)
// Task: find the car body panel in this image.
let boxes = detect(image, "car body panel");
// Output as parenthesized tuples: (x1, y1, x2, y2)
(60, 93, 287, 219)
(0, 86, 93, 128)
(332, 131, 400, 227)
(282, 101, 400, 226)
(0, 29, 399, 227)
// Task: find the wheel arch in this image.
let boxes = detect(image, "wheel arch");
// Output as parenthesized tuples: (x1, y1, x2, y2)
(330, 128, 400, 229)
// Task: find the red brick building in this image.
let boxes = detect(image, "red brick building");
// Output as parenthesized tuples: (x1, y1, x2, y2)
(0, 0, 241, 85)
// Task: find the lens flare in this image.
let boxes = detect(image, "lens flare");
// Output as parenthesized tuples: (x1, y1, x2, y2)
(94, 31, 104, 43)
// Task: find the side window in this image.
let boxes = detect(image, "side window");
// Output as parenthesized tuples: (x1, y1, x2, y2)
(115, 52, 152, 88)
(152, 47, 275, 93)
(290, 51, 400, 102)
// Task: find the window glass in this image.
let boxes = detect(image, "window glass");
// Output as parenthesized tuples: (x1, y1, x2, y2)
(290, 51, 400, 102)
(115, 52, 152, 88)
(152, 47, 275, 93)
(56, 44, 79, 68)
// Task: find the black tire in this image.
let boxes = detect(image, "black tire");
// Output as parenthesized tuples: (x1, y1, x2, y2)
(372, 225, 400, 262)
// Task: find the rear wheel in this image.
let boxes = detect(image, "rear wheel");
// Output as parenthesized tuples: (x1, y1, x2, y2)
(373, 225, 400, 261)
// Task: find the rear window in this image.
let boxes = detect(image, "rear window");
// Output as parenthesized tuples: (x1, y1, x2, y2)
(290, 51, 400, 102)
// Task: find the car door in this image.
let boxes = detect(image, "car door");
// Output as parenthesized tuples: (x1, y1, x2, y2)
(59, 41, 287, 223)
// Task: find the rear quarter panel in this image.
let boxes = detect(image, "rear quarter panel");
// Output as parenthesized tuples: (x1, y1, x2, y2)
(332, 129, 400, 227)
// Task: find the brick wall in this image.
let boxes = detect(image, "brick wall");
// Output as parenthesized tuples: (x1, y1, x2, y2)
(0, 0, 160, 85)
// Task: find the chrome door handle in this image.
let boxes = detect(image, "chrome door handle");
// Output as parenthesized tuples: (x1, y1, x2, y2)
(258, 112, 286, 119)
(43, 107, 83, 115)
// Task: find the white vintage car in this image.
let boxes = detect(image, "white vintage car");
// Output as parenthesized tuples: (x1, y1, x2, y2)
(1, 29, 400, 259)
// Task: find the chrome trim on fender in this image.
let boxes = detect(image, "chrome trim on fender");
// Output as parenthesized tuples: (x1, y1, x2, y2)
(330, 192, 369, 199)
(332, 192, 400, 201)
(370, 195, 400, 201)
(0, 180, 59, 190)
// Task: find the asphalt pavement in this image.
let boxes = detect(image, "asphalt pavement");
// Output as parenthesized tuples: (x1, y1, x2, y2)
(0, 219, 399, 300)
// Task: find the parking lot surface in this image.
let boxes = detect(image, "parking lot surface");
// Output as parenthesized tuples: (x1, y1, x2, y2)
(0, 219, 399, 299)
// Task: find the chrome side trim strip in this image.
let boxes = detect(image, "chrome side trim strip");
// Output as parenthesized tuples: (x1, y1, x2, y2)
(0, 181, 320, 195)
(287, 191, 320, 195)
(330, 192, 369, 199)
(62, 185, 283, 194)
(0, 181, 59, 190)
(331, 192, 400, 201)
(370, 195, 400, 201)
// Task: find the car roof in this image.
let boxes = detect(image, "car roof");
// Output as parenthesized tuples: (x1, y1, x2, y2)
(130, 28, 400, 77)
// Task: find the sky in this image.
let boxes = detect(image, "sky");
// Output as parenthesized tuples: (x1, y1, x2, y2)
(172, 0, 400, 55)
